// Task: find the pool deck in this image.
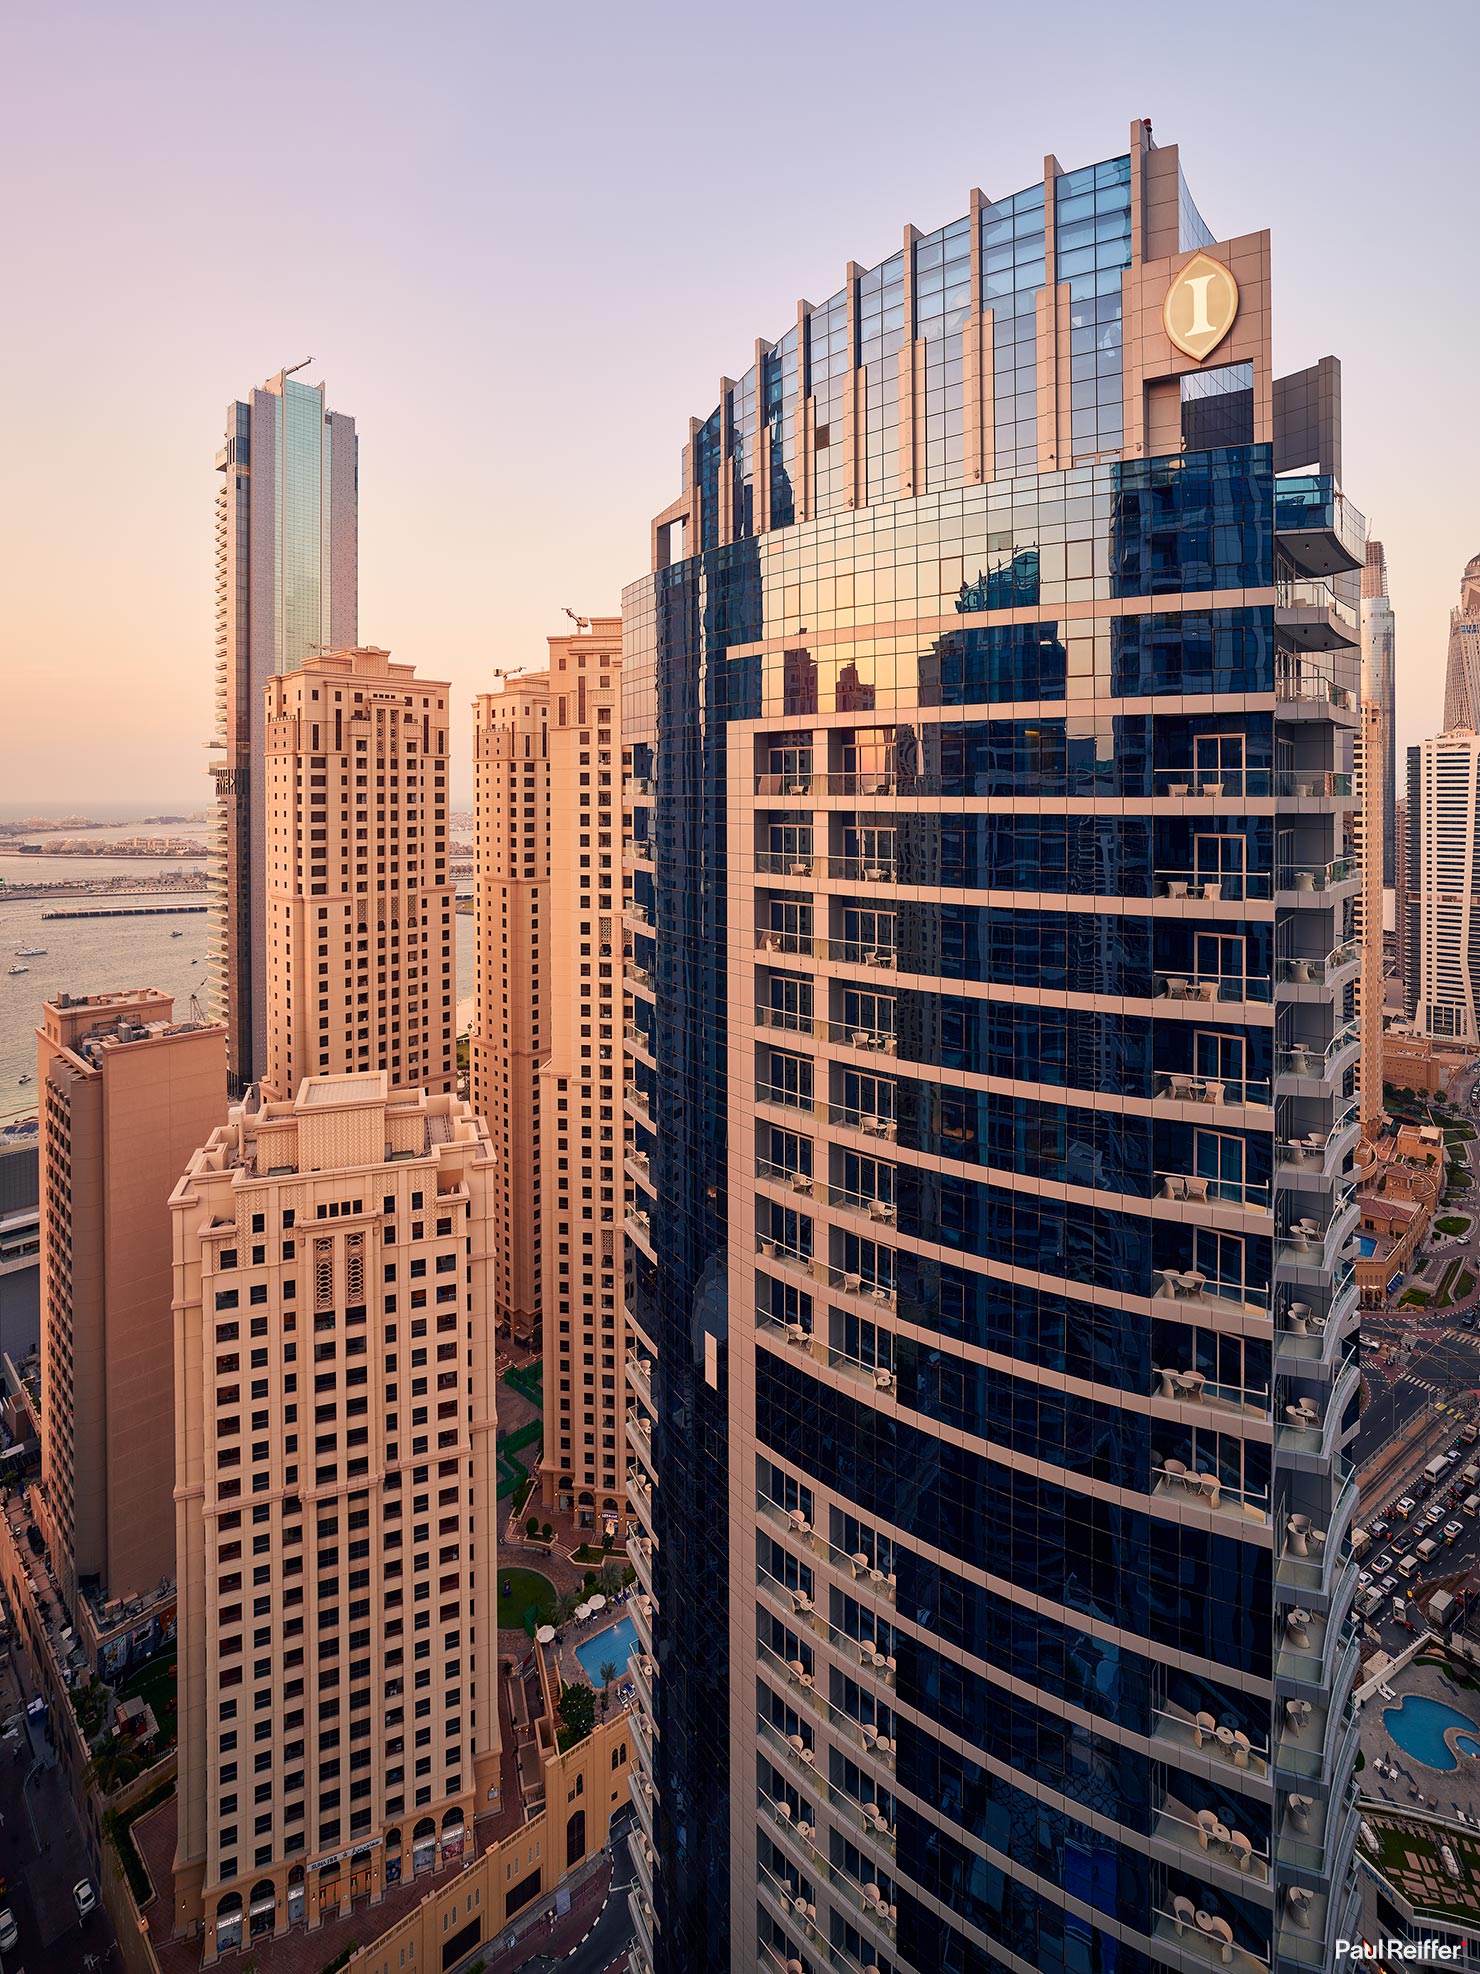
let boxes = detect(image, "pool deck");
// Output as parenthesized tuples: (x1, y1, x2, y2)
(547, 1600, 641, 1697)
(1361, 1658, 1480, 1825)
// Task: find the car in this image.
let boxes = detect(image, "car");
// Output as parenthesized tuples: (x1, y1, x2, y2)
(0, 1909, 17, 1953)
(73, 1879, 96, 1920)
(1381, 1575, 1399, 1594)
(1446, 1522, 1466, 1542)
(1398, 1497, 1417, 1517)
(1357, 1570, 1372, 1588)
(1427, 1506, 1446, 1525)
(1372, 1553, 1394, 1574)
(1370, 1518, 1391, 1538)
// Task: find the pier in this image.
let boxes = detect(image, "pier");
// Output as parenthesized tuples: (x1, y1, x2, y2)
(40, 902, 209, 921)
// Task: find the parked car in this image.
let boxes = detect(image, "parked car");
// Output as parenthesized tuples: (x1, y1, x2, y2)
(1380, 1575, 1399, 1594)
(73, 1879, 96, 1920)
(1357, 1570, 1372, 1588)
(1427, 1506, 1446, 1525)
(1445, 1522, 1465, 1543)
(1369, 1518, 1391, 1538)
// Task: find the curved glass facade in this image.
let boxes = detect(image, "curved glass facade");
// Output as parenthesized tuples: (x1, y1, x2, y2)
(623, 126, 1363, 1974)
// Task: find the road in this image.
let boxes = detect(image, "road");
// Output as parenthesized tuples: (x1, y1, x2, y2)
(0, 1634, 120, 1974)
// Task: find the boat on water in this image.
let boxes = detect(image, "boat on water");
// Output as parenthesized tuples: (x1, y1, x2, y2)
(8, 964, 29, 975)
(171, 929, 184, 938)
(18, 1073, 31, 1084)
(15, 945, 46, 956)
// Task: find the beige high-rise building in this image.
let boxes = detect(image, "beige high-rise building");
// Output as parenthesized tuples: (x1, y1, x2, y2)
(34, 990, 226, 1657)
(1354, 699, 1385, 1137)
(169, 1072, 499, 1952)
(262, 646, 454, 1101)
(536, 619, 631, 1528)
(471, 672, 551, 1344)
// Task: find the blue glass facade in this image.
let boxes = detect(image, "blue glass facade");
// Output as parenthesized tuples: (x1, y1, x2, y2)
(624, 136, 1363, 1974)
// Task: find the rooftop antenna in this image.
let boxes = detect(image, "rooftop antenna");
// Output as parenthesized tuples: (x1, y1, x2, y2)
(563, 608, 590, 632)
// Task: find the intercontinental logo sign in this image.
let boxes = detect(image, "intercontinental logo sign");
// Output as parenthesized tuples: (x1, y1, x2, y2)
(1163, 250, 1239, 362)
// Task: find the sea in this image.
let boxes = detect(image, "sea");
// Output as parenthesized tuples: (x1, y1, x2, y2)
(0, 823, 476, 1125)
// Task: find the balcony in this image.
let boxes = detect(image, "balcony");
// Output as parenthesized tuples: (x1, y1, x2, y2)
(757, 1157, 815, 1197)
(1153, 767, 1271, 799)
(1275, 664, 1356, 711)
(1274, 768, 1353, 800)
(1155, 1070, 1272, 1109)
(756, 929, 816, 958)
(826, 1104, 897, 1142)
(755, 1003, 815, 1038)
(755, 1081, 814, 1115)
(1151, 1906, 1270, 1973)
(1276, 857, 1359, 897)
(826, 857, 897, 883)
(756, 852, 815, 877)
(629, 1827, 658, 1907)
(822, 1019, 897, 1055)
(625, 960, 655, 996)
(1155, 971, 1274, 1006)
(628, 1351, 655, 1414)
(755, 772, 814, 796)
(625, 1021, 656, 1064)
(629, 1533, 656, 1598)
(1275, 476, 1367, 578)
(1277, 943, 1358, 988)
(1153, 1268, 1270, 1313)
(1276, 579, 1360, 651)
(826, 1183, 897, 1227)
(1150, 1704, 1269, 1781)
(1149, 1364, 1269, 1422)
(1278, 1098, 1359, 1175)
(820, 770, 896, 797)
(1157, 869, 1272, 903)
(1155, 1171, 1271, 1211)
(1151, 1462, 1269, 1523)
(626, 1207, 656, 1264)
(1152, 1794, 1271, 1888)
(756, 1496, 899, 1607)
(756, 1306, 901, 1402)
(1276, 1022, 1359, 1084)
(828, 940, 896, 969)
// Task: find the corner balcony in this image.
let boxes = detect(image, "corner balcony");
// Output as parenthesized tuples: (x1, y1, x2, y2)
(1275, 856, 1359, 902)
(1275, 1184, 1358, 1269)
(1275, 476, 1367, 578)
(1275, 1021, 1359, 1087)
(1275, 1356, 1361, 1460)
(1276, 579, 1360, 652)
(1275, 663, 1356, 714)
(1275, 1462, 1358, 1599)
(1277, 940, 1359, 993)
(1274, 1277, 1359, 1370)
(1274, 768, 1353, 801)
(1277, 1096, 1360, 1178)
(1276, 1602, 1360, 1704)
(1155, 1070, 1273, 1109)
(1155, 971, 1274, 1007)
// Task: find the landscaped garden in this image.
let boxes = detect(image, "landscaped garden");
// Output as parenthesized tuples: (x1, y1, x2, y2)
(1436, 1216, 1472, 1238)
(497, 1566, 558, 1631)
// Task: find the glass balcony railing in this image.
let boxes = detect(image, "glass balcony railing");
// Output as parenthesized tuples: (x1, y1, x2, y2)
(1277, 943, 1358, 986)
(1157, 869, 1273, 902)
(822, 1019, 897, 1054)
(1155, 1070, 1273, 1108)
(756, 928, 816, 956)
(1274, 475, 1367, 574)
(827, 856, 897, 883)
(1275, 664, 1356, 710)
(1156, 1171, 1271, 1210)
(1277, 1022, 1360, 1081)
(1155, 971, 1274, 1005)
(755, 1003, 815, 1037)
(1277, 857, 1358, 894)
(756, 851, 815, 877)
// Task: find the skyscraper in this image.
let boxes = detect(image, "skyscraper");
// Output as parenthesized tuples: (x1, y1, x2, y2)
(1353, 701, 1384, 1138)
(33, 990, 226, 1661)
(1405, 730, 1480, 1043)
(1360, 539, 1397, 889)
(538, 618, 630, 1529)
(1441, 552, 1480, 734)
(623, 121, 1363, 1974)
(211, 369, 358, 1092)
(471, 669, 552, 1345)
(261, 645, 454, 1101)
(170, 1072, 499, 1951)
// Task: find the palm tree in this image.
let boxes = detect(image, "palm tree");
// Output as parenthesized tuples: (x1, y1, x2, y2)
(598, 1660, 620, 1715)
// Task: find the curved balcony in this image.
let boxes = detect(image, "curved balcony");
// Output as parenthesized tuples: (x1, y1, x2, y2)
(1275, 476, 1366, 578)
(1276, 857, 1359, 900)
(1278, 943, 1358, 991)
(1276, 1022, 1359, 1086)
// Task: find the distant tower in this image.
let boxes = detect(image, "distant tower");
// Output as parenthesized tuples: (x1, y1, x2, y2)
(210, 370, 358, 1092)
(1442, 551, 1480, 733)
(1361, 538, 1397, 888)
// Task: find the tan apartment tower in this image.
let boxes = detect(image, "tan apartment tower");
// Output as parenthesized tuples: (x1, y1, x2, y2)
(169, 1072, 499, 1952)
(471, 672, 552, 1345)
(1355, 699, 1385, 1138)
(262, 647, 454, 1102)
(35, 990, 226, 1655)
(535, 619, 631, 1528)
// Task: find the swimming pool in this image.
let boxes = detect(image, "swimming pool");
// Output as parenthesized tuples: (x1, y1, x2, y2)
(574, 1614, 637, 1686)
(1383, 1693, 1480, 1771)
(1357, 1235, 1378, 1257)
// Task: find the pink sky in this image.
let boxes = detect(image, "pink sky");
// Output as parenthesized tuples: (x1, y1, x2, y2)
(3, 0, 1476, 809)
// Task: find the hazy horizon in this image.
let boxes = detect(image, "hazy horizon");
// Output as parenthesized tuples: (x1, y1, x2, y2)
(4, 0, 1477, 810)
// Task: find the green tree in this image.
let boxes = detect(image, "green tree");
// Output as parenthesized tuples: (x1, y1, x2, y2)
(556, 1681, 596, 1750)
(598, 1659, 620, 1716)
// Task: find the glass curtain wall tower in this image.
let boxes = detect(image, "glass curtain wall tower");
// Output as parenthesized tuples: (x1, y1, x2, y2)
(622, 121, 1364, 1974)
(211, 369, 358, 1091)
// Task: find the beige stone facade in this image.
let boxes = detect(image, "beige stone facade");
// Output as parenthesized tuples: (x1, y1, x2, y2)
(34, 990, 226, 1645)
(1384, 1030, 1471, 1098)
(538, 619, 631, 1527)
(471, 672, 551, 1344)
(262, 647, 453, 1102)
(169, 1073, 499, 1953)
(1355, 1126, 1442, 1304)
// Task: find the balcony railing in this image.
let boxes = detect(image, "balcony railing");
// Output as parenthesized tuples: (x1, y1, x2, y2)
(1153, 767, 1271, 798)
(1157, 870, 1272, 902)
(1276, 1022, 1359, 1080)
(1155, 1071, 1273, 1108)
(1277, 942, 1358, 986)
(756, 1158, 815, 1195)
(1154, 1268, 1271, 1312)
(1277, 857, 1358, 894)
(1156, 971, 1273, 1005)
(827, 1104, 897, 1140)
(755, 773, 814, 796)
(1274, 769, 1352, 799)
(1275, 474, 1367, 572)
(756, 851, 815, 877)
(1151, 1462, 1270, 1520)
(756, 928, 816, 956)
(828, 941, 897, 968)
(1275, 667, 1355, 711)
(754, 1003, 815, 1036)
(1150, 1364, 1270, 1417)
(822, 1020, 897, 1054)
(755, 1081, 814, 1114)
(1156, 1171, 1272, 1210)
(826, 857, 897, 883)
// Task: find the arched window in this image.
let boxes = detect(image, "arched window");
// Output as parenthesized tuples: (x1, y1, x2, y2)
(215, 1893, 243, 1952)
(566, 1809, 586, 1869)
(248, 1880, 276, 1938)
